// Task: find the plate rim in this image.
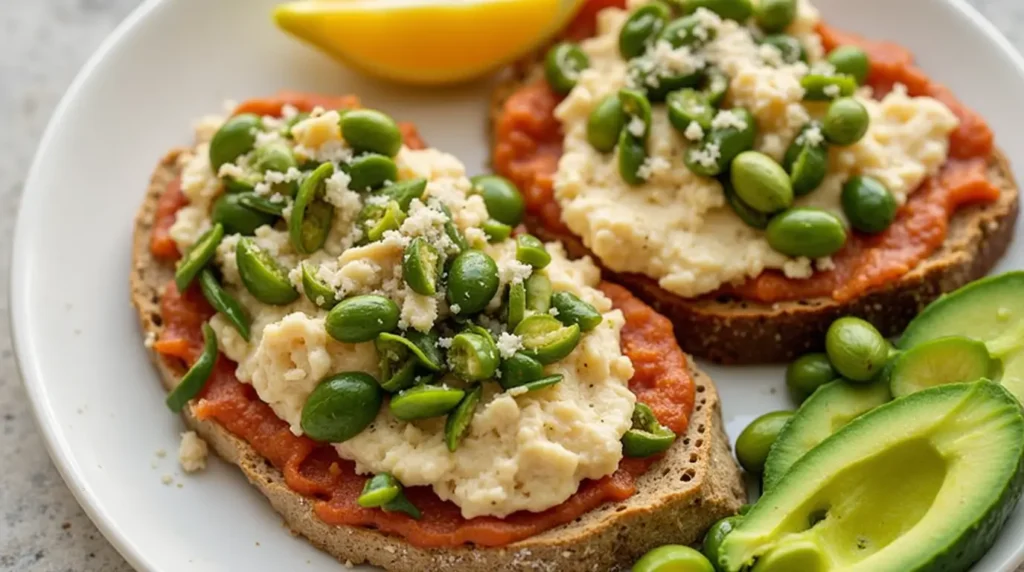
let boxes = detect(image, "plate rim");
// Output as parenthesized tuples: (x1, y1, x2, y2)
(10, 0, 1024, 570)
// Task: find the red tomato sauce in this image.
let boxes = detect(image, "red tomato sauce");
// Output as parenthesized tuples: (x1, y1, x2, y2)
(149, 92, 695, 548)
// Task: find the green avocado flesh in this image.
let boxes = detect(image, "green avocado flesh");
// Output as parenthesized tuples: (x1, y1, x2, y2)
(889, 337, 995, 399)
(900, 272, 1024, 401)
(720, 381, 1024, 572)
(763, 380, 891, 492)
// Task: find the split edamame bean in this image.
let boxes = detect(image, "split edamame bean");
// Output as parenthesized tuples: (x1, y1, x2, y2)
(619, 2, 671, 59)
(703, 515, 744, 568)
(680, 0, 753, 22)
(754, 0, 797, 33)
(325, 295, 401, 343)
(735, 410, 793, 473)
(618, 131, 649, 185)
(504, 282, 527, 330)
(403, 237, 442, 296)
(499, 352, 546, 390)
(785, 352, 836, 403)
(209, 113, 260, 171)
(444, 386, 482, 452)
(448, 331, 499, 381)
(765, 208, 847, 258)
(825, 317, 890, 382)
(587, 94, 627, 153)
(545, 42, 590, 95)
(667, 89, 715, 133)
(470, 175, 525, 226)
(211, 193, 276, 236)
(634, 545, 714, 572)
(301, 262, 339, 310)
(514, 314, 581, 364)
(827, 45, 870, 85)
(516, 234, 552, 269)
(348, 154, 399, 192)
(801, 74, 857, 101)
(621, 402, 676, 457)
(300, 372, 383, 443)
(357, 473, 401, 507)
(760, 34, 806, 64)
(729, 151, 794, 214)
(165, 322, 218, 413)
(198, 269, 251, 341)
(841, 175, 896, 234)
(236, 237, 300, 305)
(446, 250, 500, 315)
(252, 141, 297, 174)
(340, 109, 403, 157)
(783, 125, 829, 196)
(379, 358, 418, 393)
(482, 219, 513, 243)
(822, 97, 869, 146)
(378, 331, 445, 372)
(685, 107, 756, 177)
(551, 291, 603, 332)
(175, 223, 224, 292)
(390, 384, 466, 421)
(289, 161, 335, 254)
(525, 273, 553, 313)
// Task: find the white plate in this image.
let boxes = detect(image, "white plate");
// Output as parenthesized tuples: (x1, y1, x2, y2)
(11, 0, 1024, 570)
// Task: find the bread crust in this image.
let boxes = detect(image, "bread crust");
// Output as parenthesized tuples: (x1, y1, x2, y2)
(131, 150, 745, 572)
(489, 72, 1020, 364)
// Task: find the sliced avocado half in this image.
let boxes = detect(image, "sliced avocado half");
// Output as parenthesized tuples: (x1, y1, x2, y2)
(720, 381, 1024, 572)
(900, 271, 1024, 400)
(763, 380, 890, 492)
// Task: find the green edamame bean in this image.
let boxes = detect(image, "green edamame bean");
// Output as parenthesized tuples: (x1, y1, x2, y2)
(680, 0, 753, 22)
(635, 545, 714, 572)
(378, 331, 444, 372)
(448, 331, 499, 382)
(619, 2, 671, 59)
(499, 352, 546, 390)
(444, 385, 482, 452)
(325, 295, 400, 343)
(471, 174, 525, 226)
(505, 282, 527, 330)
(209, 114, 260, 170)
(301, 262, 339, 310)
(736, 410, 793, 473)
(822, 97, 869, 146)
(482, 219, 512, 243)
(348, 154, 398, 192)
(667, 89, 715, 132)
(446, 250, 500, 315)
(237, 193, 288, 217)
(211, 193, 276, 236)
(516, 374, 564, 393)
(340, 109, 403, 157)
(622, 402, 676, 457)
(545, 42, 589, 95)
(516, 234, 552, 269)
(786, 141, 829, 196)
(165, 322, 218, 413)
(357, 473, 401, 507)
(390, 384, 466, 421)
(252, 142, 297, 174)
(619, 88, 653, 138)
(760, 34, 806, 65)
(702, 67, 730, 107)
(801, 74, 857, 101)
(786, 352, 836, 403)
(514, 314, 581, 364)
(723, 179, 770, 230)
(175, 223, 224, 292)
(587, 94, 627, 153)
(290, 162, 335, 254)
(364, 200, 406, 243)
(703, 516, 744, 568)
(827, 45, 870, 85)
(730, 151, 794, 214)
(198, 269, 251, 341)
(300, 372, 383, 443)
(618, 131, 649, 185)
(551, 291, 602, 332)
(825, 317, 890, 382)
(841, 175, 896, 234)
(684, 108, 756, 177)
(525, 273, 552, 313)
(659, 13, 718, 47)
(765, 208, 847, 258)
(235, 237, 299, 305)
(755, 0, 797, 33)
(402, 237, 442, 296)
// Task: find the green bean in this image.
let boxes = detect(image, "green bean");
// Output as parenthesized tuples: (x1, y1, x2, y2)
(504, 282, 527, 330)
(357, 473, 401, 507)
(621, 402, 676, 457)
(235, 237, 299, 305)
(667, 89, 714, 133)
(618, 131, 649, 185)
(545, 42, 590, 95)
(237, 193, 288, 217)
(364, 200, 406, 244)
(525, 273, 552, 313)
(165, 322, 218, 413)
(515, 374, 564, 393)
(760, 34, 806, 64)
(377, 178, 428, 211)
(198, 269, 251, 341)
(514, 314, 581, 364)
(402, 237, 442, 296)
(175, 224, 224, 292)
(684, 107, 756, 177)
(722, 179, 771, 230)
(499, 352, 546, 390)
(381, 492, 421, 519)
(211, 193, 276, 236)
(444, 385, 482, 452)
(701, 67, 730, 107)
(377, 331, 444, 372)
(289, 162, 335, 254)
(551, 291, 603, 332)
(301, 262, 339, 310)
(390, 384, 466, 421)
(448, 331, 499, 382)
(755, 0, 797, 33)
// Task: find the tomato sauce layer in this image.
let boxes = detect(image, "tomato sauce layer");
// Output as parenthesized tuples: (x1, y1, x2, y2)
(492, 2, 999, 304)
(149, 93, 695, 549)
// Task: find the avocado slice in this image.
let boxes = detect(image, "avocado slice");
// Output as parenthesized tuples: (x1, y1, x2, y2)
(900, 271, 1024, 401)
(719, 381, 1024, 572)
(763, 380, 890, 492)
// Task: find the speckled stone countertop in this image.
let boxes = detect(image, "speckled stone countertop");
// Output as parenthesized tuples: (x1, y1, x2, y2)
(2, 1, 1024, 570)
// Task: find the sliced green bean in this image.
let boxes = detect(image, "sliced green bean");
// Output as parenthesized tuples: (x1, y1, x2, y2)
(402, 237, 442, 296)
(516, 374, 564, 394)
(444, 385, 482, 452)
(619, 2, 671, 59)
(516, 234, 552, 269)
(357, 473, 401, 508)
(801, 74, 857, 101)
(760, 34, 806, 64)
(378, 331, 444, 372)
(211, 193, 276, 236)
(621, 402, 676, 457)
(364, 200, 406, 244)
(525, 273, 552, 313)
(382, 492, 421, 519)
(252, 141, 297, 174)
(701, 67, 730, 107)
(499, 352, 546, 390)
(505, 282, 527, 330)
(175, 223, 224, 292)
(165, 322, 218, 413)
(618, 131, 649, 185)
(390, 385, 466, 421)
(290, 162, 335, 254)
(545, 42, 590, 95)
(301, 262, 339, 310)
(448, 332, 499, 382)
(551, 291, 603, 332)
(236, 237, 299, 305)
(198, 269, 251, 341)
(237, 193, 288, 217)
(667, 89, 714, 133)
(482, 219, 513, 243)
(514, 314, 581, 365)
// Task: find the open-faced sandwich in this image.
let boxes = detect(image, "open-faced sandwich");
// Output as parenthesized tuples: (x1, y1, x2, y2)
(491, 0, 1019, 363)
(130, 93, 744, 571)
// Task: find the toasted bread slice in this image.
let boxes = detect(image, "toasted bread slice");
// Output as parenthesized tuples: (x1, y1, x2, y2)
(131, 150, 745, 572)
(488, 70, 1020, 364)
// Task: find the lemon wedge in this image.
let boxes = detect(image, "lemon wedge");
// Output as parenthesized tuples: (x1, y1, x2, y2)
(273, 0, 585, 86)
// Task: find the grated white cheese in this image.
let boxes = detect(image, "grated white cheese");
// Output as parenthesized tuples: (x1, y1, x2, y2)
(178, 431, 209, 473)
(496, 332, 524, 359)
(683, 121, 705, 142)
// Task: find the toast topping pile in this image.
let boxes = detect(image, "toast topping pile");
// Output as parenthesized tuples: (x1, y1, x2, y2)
(166, 106, 642, 518)
(551, 0, 959, 298)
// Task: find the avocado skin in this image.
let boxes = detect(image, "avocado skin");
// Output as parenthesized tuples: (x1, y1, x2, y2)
(721, 382, 1024, 572)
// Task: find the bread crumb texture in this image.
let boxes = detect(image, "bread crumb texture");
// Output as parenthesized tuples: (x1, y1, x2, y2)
(178, 430, 209, 473)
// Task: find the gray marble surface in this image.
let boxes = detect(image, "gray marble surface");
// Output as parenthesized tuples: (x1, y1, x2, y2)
(3, 1, 1024, 570)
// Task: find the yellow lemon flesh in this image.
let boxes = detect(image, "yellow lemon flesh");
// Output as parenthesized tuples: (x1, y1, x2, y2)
(274, 0, 586, 86)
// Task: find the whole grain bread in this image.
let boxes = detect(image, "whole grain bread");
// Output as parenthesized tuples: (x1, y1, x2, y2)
(130, 150, 746, 572)
(488, 70, 1020, 365)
